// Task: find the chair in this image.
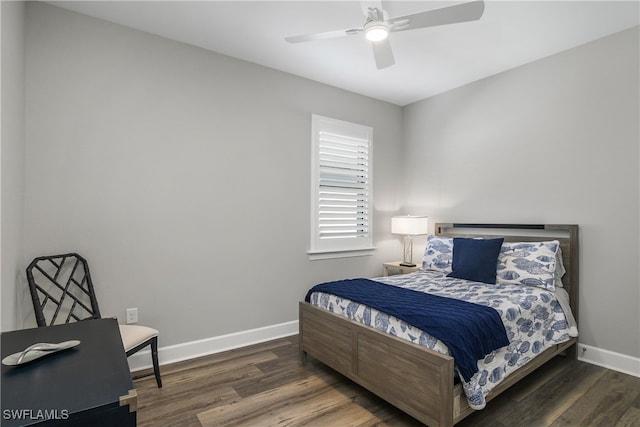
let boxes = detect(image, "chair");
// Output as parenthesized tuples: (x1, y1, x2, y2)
(26, 253, 162, 388)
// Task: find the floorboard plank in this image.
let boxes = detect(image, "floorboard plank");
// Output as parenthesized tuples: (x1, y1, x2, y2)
(198, 372, 342, 426)
(551, 370, 640, 427)
(616, 406, 640, 427)
(493, 360, 608, 426)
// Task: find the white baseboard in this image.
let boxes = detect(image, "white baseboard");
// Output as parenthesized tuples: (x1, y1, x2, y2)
(128, 325, 640, 380)
(127, 320, 299, 372)
(578, 343, 640, 378)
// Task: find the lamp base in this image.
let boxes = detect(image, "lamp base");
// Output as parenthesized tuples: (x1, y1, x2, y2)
(399, 262, 416, 267)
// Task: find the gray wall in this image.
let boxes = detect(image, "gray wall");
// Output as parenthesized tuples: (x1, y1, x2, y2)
(21, 3, 403, 344)
(1, 1, 26, 332)
(402, 27, 639, 358)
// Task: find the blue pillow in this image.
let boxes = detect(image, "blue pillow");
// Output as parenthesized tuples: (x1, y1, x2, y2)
(446, 237, 504, 284)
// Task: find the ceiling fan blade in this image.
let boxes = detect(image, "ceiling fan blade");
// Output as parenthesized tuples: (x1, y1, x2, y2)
(285, 29, 361, 44)
(372, 38, 395, 69)
(388, 0, 485, 33)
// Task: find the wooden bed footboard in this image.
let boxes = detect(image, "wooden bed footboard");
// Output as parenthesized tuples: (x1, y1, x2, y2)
(299, 301, 455, 427)
(300, 301, 577, 427)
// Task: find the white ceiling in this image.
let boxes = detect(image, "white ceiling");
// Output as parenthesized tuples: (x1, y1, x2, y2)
(49, 1, 639, 106)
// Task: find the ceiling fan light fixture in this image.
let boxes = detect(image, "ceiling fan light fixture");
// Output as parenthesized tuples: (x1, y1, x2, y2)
(364, 22, 389, 42)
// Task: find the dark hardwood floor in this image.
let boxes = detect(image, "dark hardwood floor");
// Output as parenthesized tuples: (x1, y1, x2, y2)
(133, 336, 640, 427)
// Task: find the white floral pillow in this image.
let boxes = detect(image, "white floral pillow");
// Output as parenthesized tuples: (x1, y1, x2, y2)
(422, 235, 453, 273)
(496, 241, 560, 290)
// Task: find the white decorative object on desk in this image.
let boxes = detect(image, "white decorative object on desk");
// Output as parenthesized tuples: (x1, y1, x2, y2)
(2, 340, 80, 366)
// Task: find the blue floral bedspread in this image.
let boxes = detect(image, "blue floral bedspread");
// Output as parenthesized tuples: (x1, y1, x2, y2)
(307, 270, 574, 410)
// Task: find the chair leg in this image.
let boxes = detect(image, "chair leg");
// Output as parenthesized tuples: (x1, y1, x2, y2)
(151, 336, 162, 388)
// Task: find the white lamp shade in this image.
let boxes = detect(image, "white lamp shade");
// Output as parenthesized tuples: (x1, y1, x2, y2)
(391, 216, 429, 235)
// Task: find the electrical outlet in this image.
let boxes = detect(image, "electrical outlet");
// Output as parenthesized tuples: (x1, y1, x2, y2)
(126, 308, 138, 324)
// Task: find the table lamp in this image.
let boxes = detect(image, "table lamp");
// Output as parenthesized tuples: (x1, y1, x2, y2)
(391, 215, 429, 267)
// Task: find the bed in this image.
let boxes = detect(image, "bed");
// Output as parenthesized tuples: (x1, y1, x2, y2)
(299, 223, 579, 426)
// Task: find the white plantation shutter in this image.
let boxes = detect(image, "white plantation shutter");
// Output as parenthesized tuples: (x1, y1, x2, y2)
(310, 115, 374, 258)
(318, 132, 369, 239)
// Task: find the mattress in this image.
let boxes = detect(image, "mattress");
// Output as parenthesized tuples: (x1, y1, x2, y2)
(307, 269, 577, 410)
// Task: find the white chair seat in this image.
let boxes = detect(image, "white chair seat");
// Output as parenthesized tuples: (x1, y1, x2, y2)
(119, 324, 159, 352)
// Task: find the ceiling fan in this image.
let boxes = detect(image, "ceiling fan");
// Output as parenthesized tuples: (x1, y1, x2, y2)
(285, 0, 485, 69)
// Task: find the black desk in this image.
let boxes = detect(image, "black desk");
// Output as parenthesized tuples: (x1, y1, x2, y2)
(1, 318, 136, 426)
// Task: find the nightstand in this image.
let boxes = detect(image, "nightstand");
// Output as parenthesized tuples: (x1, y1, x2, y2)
(383, 262, 421, 277)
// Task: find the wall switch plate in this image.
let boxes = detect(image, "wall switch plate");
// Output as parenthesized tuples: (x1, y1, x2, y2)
(126, 308, 138, 324)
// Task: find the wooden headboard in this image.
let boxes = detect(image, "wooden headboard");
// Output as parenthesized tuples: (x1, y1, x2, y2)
(435, 223, 579, 329)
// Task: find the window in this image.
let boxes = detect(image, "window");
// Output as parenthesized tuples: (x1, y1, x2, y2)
(309, 115, 374, 259)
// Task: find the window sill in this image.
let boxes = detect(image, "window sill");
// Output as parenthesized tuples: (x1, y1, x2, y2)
(307, 247, 376, 261)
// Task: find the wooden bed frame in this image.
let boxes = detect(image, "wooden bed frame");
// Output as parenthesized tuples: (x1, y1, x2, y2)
(299, 223, 579, 427)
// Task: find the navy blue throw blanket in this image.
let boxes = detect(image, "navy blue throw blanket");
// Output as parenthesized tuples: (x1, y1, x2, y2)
(305, 278, 509, 382)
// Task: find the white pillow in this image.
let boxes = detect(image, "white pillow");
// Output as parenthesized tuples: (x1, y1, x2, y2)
(496, 241, 560, 290)
(422, 235, 453, 273)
